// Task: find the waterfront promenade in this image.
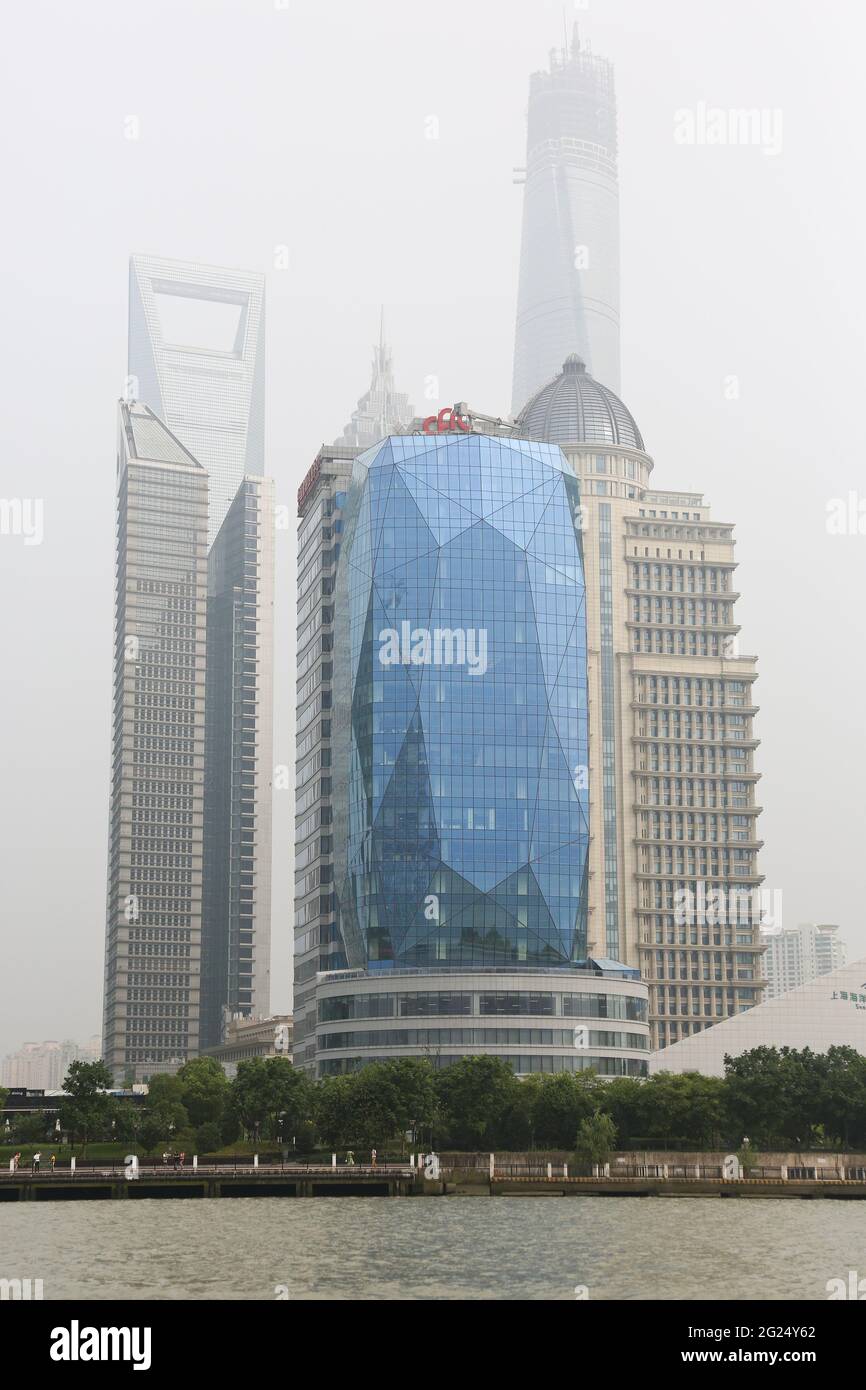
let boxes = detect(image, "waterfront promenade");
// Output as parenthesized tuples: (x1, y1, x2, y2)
(4, 1159, 866, 1200)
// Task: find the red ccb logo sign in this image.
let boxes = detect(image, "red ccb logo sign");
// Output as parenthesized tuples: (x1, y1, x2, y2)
(422, 406, 471, 435)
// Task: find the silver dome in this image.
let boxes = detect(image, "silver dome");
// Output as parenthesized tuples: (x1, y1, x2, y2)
(516, 354, 645, 451)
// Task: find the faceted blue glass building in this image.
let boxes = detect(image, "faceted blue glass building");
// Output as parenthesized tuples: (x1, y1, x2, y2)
(331, 432, 590, 974)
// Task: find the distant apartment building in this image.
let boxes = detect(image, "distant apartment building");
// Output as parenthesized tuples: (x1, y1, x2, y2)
(762, 923, 846, 1000)
(1, 1037, 100, 1092)
(102, 401, 208, 1083)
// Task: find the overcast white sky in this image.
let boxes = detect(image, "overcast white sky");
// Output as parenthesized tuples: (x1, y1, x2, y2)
(1, 0, 864, 1057)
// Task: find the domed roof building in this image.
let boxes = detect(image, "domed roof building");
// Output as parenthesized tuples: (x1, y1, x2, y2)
(516, 353, 645, 452)
(509, 352, 764, 1060)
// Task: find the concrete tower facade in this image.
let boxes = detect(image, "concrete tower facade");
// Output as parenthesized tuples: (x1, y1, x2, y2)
(201, 476, 275, 1048)
(103, 402, 208, 1082)
(517, 357, 766, 1050)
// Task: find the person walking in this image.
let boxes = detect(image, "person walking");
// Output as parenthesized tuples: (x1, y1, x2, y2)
(371, 1147, 377, 1168)
(50, 1153, 57, 1172)
(32, 1151, 41, 1173)
(12, 1152, 21, 1171)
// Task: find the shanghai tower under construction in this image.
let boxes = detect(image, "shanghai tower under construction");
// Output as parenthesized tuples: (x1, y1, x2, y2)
(512, 24, 621, 413)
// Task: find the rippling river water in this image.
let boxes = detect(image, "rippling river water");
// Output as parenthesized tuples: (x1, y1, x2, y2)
(4, 1198, 866, 1300)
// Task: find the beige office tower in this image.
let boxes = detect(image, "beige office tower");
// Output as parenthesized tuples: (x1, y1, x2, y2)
(103, 401, 208, 1083)
(518, 356, 766, 1049)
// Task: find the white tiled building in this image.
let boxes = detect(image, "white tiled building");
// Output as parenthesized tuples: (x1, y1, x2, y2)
(650, 959, 866, 1077)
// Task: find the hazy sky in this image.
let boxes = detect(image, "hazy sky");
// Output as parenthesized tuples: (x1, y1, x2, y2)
(2, 0, 864, 1057)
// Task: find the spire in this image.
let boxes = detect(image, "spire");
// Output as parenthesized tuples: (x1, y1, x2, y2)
(374, 305, 389, 380)
(335, 312, 414, 449)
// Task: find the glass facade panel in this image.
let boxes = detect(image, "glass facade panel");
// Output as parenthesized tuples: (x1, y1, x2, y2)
(331, 434, 590, 974)
(317, 1027, 647, 1051)
(320, 1054, 648, 1078)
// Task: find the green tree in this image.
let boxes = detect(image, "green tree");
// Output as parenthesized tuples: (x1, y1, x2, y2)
(231, 1057, 312, 1143)
(723, 1047, 825, 1148)
(434, 1056, 520, 1149)
(377, 1059, 437, 1147)
(139, 1102, 190, 1154)
(818, 1046, 866, 1148)
(574, 1109, 617, 1171)
(13, 1112, 53, 1143)
(106, 1097, 141, 1147)
(498, 1074, 539, 1150)
(177, 1056, 229, 1128)
(342, 1066, 403, 1150)
(59, 1059, 114, 1154)
(531, 1072, 601, 1149)
(635, 1072, 728, 1149)
(314, 1076, 356, 1150)
(195, 1121, 223, 1154)
(146, 1073, 185, 1106)
(598, 1077, 645, 1146)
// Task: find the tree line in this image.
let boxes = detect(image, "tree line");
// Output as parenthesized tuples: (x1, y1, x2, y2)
(6, 1045, 866, 1156)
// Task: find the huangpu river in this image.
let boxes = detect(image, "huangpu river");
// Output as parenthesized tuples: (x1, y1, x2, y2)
(4, 1198, 866, 1300)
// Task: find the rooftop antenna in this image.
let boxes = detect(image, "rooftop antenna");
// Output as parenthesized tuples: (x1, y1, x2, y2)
(563, 8, 570, 60)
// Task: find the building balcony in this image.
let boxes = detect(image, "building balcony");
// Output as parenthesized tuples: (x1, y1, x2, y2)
(631, 734, 759, 749)
(635, 835, 765, 851)
(632, 802, 764, 815)
(630, 701, 759, 716)
(625, 620, 742, 635)
(634, 870, 766, 886)
(625, 587, 741, 602)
